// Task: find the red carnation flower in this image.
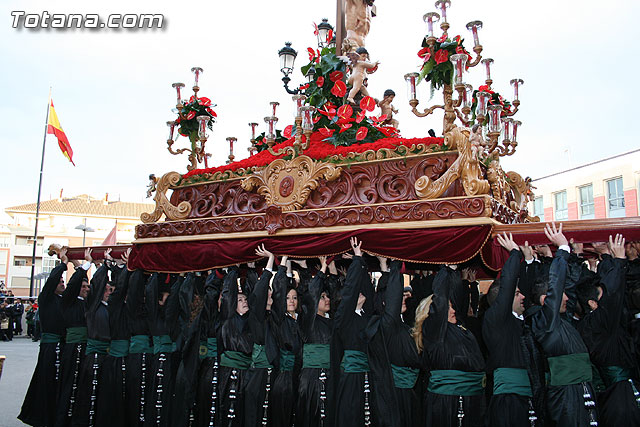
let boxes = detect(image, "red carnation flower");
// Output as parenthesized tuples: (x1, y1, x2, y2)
(355, 126, 368, 141)
(434, 49, 449, 64)
(329, 71, 344, 82)
(316, 76, 325, 88)
(331, 80, 347, 97)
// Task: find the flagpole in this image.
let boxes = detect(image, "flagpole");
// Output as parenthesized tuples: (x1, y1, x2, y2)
(29, 88, 51, 297)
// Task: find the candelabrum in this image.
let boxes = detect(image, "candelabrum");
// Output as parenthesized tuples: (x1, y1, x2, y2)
(248, 123, 258, 156)
(261, 95, 315, 158)
(404, 1, 524, 158)
(166, 67, 214, 170)
(226, 137, 237, 164)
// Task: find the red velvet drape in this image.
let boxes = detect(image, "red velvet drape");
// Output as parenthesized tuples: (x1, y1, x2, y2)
(128, 226, 492, 273)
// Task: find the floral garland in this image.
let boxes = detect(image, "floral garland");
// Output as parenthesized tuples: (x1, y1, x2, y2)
(175, 96, 217, 143)
(182, 133, 445, 182)
(416, 34, 472, 93)
(469, 85, 513, 125)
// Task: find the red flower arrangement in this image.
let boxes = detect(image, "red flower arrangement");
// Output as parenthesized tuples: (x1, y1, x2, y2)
(176, 96, 217, 142)
(183, 133, 445, 180)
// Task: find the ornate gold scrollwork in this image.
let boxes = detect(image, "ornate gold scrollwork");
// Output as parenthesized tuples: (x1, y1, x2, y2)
(415, 126, 489, 199)
(241, 155, 342, 212)
(505, 171, 539, 222)
(141, 172, 192, 223)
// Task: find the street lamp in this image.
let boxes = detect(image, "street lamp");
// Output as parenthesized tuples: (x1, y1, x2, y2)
(75, 220, 95, 246)
(278, 42, 301, 95)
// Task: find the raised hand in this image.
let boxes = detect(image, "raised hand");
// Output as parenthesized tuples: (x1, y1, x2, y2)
(592, 242, 610, 256)
(519, 241, 534, 261)
(102, 248, 111, 262)
(496, 232, 519, 252)
(569, 238, 583, 255)
(544, 222, 568, 247)
(60, 247, 69, 265)
(121, 248, 132, 264)
(319, 256, 328, 274)
(534, 245, 552, 258)
(255, 244, 273, 259)
(350, 237, 363, 257)
(608, 234, 626, 259)
(376, 255, 388, 272)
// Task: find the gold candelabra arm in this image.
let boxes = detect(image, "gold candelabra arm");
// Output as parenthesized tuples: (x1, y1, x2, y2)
(409, 99, 444, 118)
(467, 45, 483, 67)
(504, 100, 520, 117)
(167, 139, 191, 156)
(454, 108, 470, 127)
(485, 131, 501, 155)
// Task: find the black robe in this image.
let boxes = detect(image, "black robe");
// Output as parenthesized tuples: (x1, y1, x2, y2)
(375, 261, 421, 427)
(56, 266, 89, 427)
(421, 266, 486, 427)
(19, 262, 67, 426)
(96, 264, 130, 427)
(527, 249, 598, 427)
(193, 271, 224, 427)
(296, 270, 333, 427)
(482, 249, 536, 427)
(218, 267, 253, 427)
(270, 266, 303, 427)
(578, 255, 640, 427)
(243, 267, 277, 426)
(125, 270, 153, 427)
(71, 263, 110, 427)
(332, 255, 380, 427)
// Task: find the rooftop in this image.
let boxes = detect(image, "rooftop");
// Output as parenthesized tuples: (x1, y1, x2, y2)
(5, 194, 153, 219)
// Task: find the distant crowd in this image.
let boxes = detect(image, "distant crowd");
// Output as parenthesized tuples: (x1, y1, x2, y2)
(0, 283, 40, 341)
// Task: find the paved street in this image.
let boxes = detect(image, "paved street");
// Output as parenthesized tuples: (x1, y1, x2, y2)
(0, 337, 39, 427)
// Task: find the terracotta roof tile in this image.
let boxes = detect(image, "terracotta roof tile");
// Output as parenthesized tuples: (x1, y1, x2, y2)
(5, 195, 154, 219)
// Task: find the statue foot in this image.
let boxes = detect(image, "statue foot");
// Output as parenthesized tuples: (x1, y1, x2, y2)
(347, 98, 355, 104)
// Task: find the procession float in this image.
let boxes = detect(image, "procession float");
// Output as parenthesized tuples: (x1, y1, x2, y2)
(64, 0, 640, 273)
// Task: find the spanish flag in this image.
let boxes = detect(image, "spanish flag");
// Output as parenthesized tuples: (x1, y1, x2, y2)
(47, 99, 75, 166)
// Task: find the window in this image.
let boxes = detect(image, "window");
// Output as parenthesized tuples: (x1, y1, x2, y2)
(607, 177, 625, 218)
(42, 256, 59, 273)
(579, 184, 594, 219)
(533, 197, 544, 222)
(14, 258, 27, 266)
(554, 191, 568, 220)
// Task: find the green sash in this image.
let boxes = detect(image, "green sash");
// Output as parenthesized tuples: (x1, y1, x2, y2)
(493, 368, 532, 397)
(302, 343, 330, 369)
(391, 364, 419, 389)
(199, 338, 218, 360)
(279, 349, 295, 372)
(129, 335, 153, 354)
(340, 350, 370, 373)
(41, 332, 62, 344)
(109, 340, 130, 357)
(220, 351, 252, 369)
(66, 327, 88, 343)
(428, 370, 485, 396)
(251, 344, 273, 369)
(152, 335, 177, 354)
(600, 366, 633, 388)
(86, 339, 109, 355)
(547, 353, 592, 386)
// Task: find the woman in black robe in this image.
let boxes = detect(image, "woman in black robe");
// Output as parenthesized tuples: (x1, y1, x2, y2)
(126, 270, 153, 427)
(332, 237, 379, 427)
(417, 264, 486, 427)
(96, 258, 130, 427)
(56, 258, 91, 427)
(71, 261, 111, 427)
(243, 248, 277, 426)
(296, 257, 332, 427)
(19, 249, 68, 426)
(577, 238, 640, 427)
(218, 265, 253, 427)
(269, 257, 303, 427)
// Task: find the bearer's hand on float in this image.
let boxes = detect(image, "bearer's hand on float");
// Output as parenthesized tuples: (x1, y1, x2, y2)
(609, 234, 626, 259)
(376, 255, 389, 272)
(319, 256, 328, 274)
(496, 232, 519, 252)
(592, 242, 610, 257)
(544, 222, 568, 248)
(534, 245, 552, 258)
(570, 238, 583, 255)
(350, 237, 363, 257)
(256, 244, 275, 271)
(519, 241, 534, 262)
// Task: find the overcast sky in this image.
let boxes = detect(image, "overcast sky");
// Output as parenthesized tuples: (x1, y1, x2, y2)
(1, 0, 638, 222)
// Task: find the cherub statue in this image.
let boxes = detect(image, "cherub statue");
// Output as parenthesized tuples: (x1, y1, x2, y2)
(378, 89, 399, 129)
(469, 124, 485, 159)
(340, 47, 379, 104)
(146, 174, 157, 198)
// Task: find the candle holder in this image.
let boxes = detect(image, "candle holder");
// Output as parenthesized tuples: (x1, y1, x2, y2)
(191, 67, 203, 96)
(226, 137, 237, 164)
(435, 0, 451, 33)
(423, 12, 440, 39)
(481, 58, 494, 87)
(248, 122, 258, 156)
(172, 82, 185, 112)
